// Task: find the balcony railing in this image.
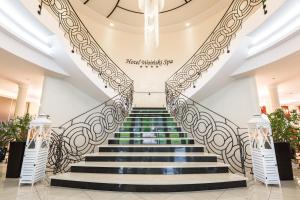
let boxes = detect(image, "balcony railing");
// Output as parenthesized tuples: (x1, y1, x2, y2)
(39, 0, 133, 92)
(166, 0, 266, 93)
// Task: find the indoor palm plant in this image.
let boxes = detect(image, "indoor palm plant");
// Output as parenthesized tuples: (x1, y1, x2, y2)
(268, 109, 300, 180)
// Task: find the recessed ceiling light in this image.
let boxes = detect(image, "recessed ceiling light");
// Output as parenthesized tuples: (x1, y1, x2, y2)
(109, 22, 114, 27)
(185, 22, 190, 27)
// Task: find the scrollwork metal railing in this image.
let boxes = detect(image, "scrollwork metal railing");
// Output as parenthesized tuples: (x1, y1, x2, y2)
(47, 83, 134, 173)
(39, 0, 133, 92)
(165, 83, 252, 174)
(166, 0, 265, 93)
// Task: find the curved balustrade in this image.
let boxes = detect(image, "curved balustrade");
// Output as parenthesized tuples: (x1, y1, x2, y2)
(47, 84, 134, 173)
(166, 0, 266, 93)
(39, 0, 133, 92)
(165, 83, 252, 174)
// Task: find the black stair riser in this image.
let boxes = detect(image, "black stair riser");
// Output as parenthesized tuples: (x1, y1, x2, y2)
(125, 118, 174, 122)
(70, 166, 229, 174)
(108, 140, 194, 145)
(98, 147, 204, 152)
(118, 128, 182, 132)
(114, 133, 188, 138)
(131, 111, 168, 113)
(129, 114, 171, 117)
(51, 179, 247, 192)
(132, 107, 166, 110)
(85, 156, 217, 162)
(122, 122, 177, 126)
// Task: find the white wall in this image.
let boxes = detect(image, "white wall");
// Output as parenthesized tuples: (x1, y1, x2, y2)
(199, 76, 260, 127)
(39, 76, 101, 126)
(70, 0, 227, 107)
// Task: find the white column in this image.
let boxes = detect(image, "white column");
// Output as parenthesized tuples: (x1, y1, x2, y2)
(14, 84, 28, 117)
(268, 85, 280, 112)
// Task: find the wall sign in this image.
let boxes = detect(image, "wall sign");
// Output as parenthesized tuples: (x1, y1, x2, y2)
(126, 59, 173, 68)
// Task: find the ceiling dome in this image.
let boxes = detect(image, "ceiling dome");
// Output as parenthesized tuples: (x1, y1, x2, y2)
(79, 0, 227, 27)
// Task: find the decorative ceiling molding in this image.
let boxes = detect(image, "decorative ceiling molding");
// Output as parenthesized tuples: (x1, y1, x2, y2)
(83, 0, 192, 18)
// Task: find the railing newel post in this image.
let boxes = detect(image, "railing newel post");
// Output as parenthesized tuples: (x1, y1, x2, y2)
(37, 0, 43, 15)
(237, 127, 246, 176)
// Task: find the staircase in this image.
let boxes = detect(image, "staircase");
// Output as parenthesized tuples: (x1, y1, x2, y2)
(50, 107, 247, 192)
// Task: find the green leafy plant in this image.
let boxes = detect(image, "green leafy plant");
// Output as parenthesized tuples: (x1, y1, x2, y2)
(268, 109, 300, 151)
(14, 113, 32, 142)
(0, 121, 15, 147)
(0, 114, 32, 147)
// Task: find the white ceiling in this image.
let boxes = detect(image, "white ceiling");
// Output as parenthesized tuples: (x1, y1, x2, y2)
(0, 48, 45, 102)
(78, 0, 228, 27)
(255, 50, 300, 106)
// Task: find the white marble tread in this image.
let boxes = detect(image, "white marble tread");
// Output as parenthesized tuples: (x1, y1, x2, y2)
(98, 144, 205, 147)
(114, 131, 189, 134)
(131, 108, 166, 110)
(126, 117, 174, 118)
(84, 152, 219, 157)
(129, 113, 170, 114)
(50, 173, 246, 185)
(119, 126, 182, 128)
(108, 138, 194, 140)
(70, 161, 229, 168)
(123, 120, 179, 123)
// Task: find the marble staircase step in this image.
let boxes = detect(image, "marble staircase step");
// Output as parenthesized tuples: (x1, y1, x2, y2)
(125, 117, 175, 122)
(70, 162, 229, 174)
(129, 113, 171, 117)
(122, 121, 178, 126)
(131, 110, 169, 113)
(132, 107, 166, 110)
(98, 145, 205, 152)
(118, 127, 182, 132)
(107, 138, 194, 145)
(50, 173, 247, 192)
(114, 132, 188, 138)
(84, 152, 218, 162)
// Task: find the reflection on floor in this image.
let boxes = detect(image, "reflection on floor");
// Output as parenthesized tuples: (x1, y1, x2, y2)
(0, 163, 300, 200)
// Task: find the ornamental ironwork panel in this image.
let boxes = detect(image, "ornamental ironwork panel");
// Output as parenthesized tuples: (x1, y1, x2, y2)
(40, 0, 133, 92)
(47, 84, 133, 173)
(165, 84, 252, 174)
(167, 0, 265, 93)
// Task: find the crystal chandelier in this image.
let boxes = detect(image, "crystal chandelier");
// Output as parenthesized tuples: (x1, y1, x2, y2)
(138, 0, 165, 48)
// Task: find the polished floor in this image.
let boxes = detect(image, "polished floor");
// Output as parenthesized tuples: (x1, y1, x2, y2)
(0, 163, 300, 200)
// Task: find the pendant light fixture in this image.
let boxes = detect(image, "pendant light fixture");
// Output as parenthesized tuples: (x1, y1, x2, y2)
(138, 0, 165, 48)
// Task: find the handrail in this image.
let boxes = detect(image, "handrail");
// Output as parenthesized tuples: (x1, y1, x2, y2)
(39, 0, 133, 92)
(166, 0, 236, 82)
(59, 83, 133, 128)
(47, 83, 134, 173)
(165, 83, 251, 174)
(165, 83, 240, 128)
(166, 0, 265, 93)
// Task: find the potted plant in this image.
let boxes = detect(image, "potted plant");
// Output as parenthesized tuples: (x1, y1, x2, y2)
(268, 109, 300, 180)
(4, 114, 32, 178)
(0, 121, 13, 162)
(0, 122, 9, 162)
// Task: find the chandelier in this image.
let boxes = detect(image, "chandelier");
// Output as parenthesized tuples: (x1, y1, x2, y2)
(138, 0, 165, 48)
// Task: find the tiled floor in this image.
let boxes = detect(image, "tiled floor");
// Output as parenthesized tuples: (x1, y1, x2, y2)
(0, 163, 300, 200)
